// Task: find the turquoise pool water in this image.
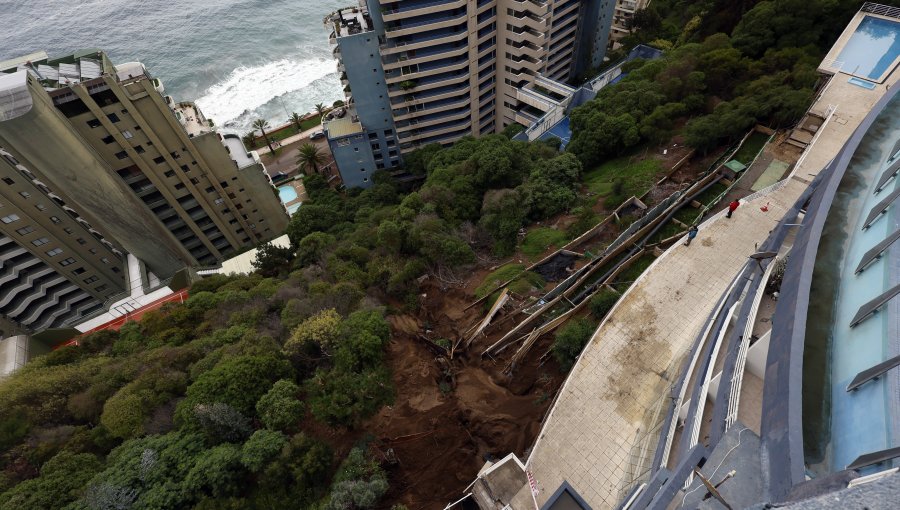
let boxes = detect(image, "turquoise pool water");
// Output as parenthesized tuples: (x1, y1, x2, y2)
(278, 185, 298, 203)
(287, 203, 302, 215)
(848, 77, 877, 90)
(838, 16, 900, 80)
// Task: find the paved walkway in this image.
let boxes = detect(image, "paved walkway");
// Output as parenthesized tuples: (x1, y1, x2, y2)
(253, 124, 323, 156)
(523, 70, 896, 509)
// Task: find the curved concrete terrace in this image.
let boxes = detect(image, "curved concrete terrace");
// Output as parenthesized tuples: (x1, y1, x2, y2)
(523, 61, 899, 510)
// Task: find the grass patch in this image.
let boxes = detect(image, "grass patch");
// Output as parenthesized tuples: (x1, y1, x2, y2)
(583, 157, 665, 201)
(672, 206, 701, 227)
(648, 221, 685, 244)
(691, 182, 729, 208)
(520, 228, 568, 260)
(249, 117, 323, 149)
(475, 264, 526, 299)
(611, 253, 657, 292)
(731, 131, 769, 166)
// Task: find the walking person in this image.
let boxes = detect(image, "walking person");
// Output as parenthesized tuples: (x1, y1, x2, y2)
(726, 199, 740, 218)
(684, 225, 698, 246)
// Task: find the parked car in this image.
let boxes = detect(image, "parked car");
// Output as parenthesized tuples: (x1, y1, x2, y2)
(309, 130, 325, 140)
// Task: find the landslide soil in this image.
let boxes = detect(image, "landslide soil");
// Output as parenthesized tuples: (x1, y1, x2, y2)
(371, 285, 563, 509)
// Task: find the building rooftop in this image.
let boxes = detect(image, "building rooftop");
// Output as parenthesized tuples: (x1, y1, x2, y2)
(221, 134, 258, 169)
(172, 101, 213, 138)
(327, 6, 372, 39)
(323, 107, 363, 137)
(0, 49, 120, 90)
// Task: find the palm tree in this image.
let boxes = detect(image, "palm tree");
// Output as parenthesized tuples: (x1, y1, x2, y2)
(296, 143, 326, 175)
(290, 112, 304, 132)
(252, 119, 274, 153)
(315, 103, 326, 117)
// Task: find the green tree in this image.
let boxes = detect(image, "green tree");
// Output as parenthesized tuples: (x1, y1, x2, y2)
(183, 443, 245, 498)
(551, 318, 597, 372)
(297, 143, 327, 175)
(252, 119, 275, 153)
(0, 450, 102, 510)
(290, 112, 304, 132)
(252, 242, 294, 277)
(305, 368, 394, 427)
(315, 103, 327, 117)
(176, 355, 293, 424)
(241, 430, 287, 473)
(193, 402, 253, 443)
(283, 309, 341, 358)
(256, 380, 304, 432)
(590, 288, 620, 320)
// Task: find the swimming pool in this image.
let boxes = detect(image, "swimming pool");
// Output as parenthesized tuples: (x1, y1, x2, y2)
(837, 16, 900, 81)
(278, 185, 298, 203)
(286, 203, 302, 215)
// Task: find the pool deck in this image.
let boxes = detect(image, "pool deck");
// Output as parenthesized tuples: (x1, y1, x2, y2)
(279, 179, 306, 213)
(821, 9, 900, 83)
(519, 34, 900, 509)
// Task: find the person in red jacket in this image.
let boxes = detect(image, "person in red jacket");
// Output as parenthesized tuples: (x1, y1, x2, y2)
(726, 199, 740, 218)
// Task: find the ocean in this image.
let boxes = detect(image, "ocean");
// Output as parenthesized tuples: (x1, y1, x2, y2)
(0, 0, 346, 134)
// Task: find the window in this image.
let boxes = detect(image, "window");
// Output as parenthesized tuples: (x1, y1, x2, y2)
(95, 284, 108, 292)
(153, 156, 165, 164)
(89, 248, 97, 254)
(214, 197, 224, 205)
(72, 267, 86, 275)
(59, 257, 76, 266)
(63, 227, 74, 234)
(50, 216, 61, 224)
(101, 257, 110, 264)
(83, 276, 99, 284)
(111, 267, 120, 273)
(18, 191, 29, 198)
(2, 177, 13, 185)
(164, 170, 176, 178)
(15, 225, 34, 235)
(87, 119, 102, 128)
(134, 145, 145, 154)
(107, 113, 120, 123)
(114, 150, 128, 160)
(46, 248, 63, 257)
(102, 135, 115, 144)
(35, 204, 45, 211)
(1, 213, 19, 224)
(77, 238, 87, 245)
(121, 130, 133, 139)
(31, 237, 49, 246)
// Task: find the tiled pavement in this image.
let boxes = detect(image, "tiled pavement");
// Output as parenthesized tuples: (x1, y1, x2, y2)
(524, 71, 896, 509)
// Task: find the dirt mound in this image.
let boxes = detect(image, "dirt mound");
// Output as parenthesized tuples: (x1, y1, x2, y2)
(368, 322, 561, 508)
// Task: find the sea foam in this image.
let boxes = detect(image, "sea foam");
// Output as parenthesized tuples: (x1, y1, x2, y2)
(195, 54, 338, 130)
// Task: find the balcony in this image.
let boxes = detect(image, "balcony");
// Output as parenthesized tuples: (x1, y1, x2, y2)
(381, 0, 467, 22)
(397, 108, 471, 132)
(511, 11, 549, 32)
(507, 26, 545, 44)
(390, 80, 471, 105)
(383, 44, 468, 71)
(393, 96, 470, 120)
(516, 86, 558, 112)
(398, 117, 472, 142)
(510, 0, 550, 17)
(381, 30, 467, 55)
(386, 59, 469, 84)
(384, 11, 467, 38)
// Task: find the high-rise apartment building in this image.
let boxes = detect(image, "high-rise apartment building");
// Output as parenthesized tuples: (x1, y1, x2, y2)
(0, 50, 288, 334)
(608, 0, 650, 51)
(324, 0, 617, 188)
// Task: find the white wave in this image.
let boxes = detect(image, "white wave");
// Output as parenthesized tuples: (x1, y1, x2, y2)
(195, 55, 337, 126)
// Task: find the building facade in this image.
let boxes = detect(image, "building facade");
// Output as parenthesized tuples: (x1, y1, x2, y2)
(324, 0, 616, 187)
(0, 50, 288, 333)
(608, 0, 650, 51)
